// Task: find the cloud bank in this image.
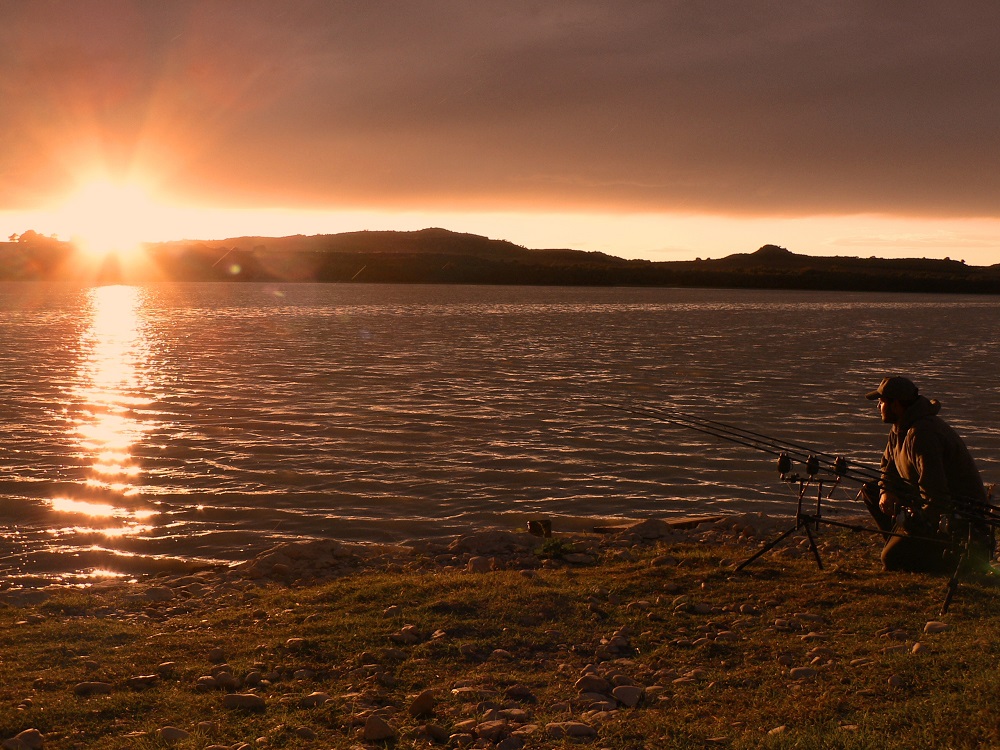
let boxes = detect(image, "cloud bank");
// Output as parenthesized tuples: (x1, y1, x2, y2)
(2, 0, 998, 218)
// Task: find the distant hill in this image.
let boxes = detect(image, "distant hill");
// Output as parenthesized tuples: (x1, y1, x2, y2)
(3, 229, 1000, 293)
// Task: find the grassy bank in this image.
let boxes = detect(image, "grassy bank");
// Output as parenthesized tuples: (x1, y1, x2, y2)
(0, 518, 997, 749)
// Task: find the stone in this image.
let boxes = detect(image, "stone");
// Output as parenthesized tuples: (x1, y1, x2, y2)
(158, 726, 191, 742)
(73, 681, 112, 696)
(450, 530, 535, 555)
(626, 518, 674, 539)
(196, 676, 218, 690)
(144, 586, 174, 602)
(364, 715, 396, 741)
(126, 675, 160, 690)
(924, 621, 949, 634)
(575, 674, 613, 694)
(300, 691, 331, 708)
(222, 693, 266, 711)
(423, 723, 450, 743)
(475, 720, 510, 742)
(612, 685, 643, 707)
(789, 667, 817, 681)
(496, 737, 525, 750)
(157, 662, 176, 676)
(8, 730, 43, 750)
(467, 556, 492, 573)
(545, 721, 597, 739)
(409, 688, 437, 718)
(651, 555, 679, 567)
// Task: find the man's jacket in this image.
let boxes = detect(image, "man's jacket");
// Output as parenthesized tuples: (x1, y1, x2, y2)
(881, 396, 987, 521)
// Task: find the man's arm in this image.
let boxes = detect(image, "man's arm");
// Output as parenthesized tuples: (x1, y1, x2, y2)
(911, 430, 952, 512)
(879, 440, 902, 515)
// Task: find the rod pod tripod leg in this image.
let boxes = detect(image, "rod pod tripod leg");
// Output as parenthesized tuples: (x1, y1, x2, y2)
(733, 480, 825, 573)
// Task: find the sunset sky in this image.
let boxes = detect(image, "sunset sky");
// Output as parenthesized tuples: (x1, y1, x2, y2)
(2, 1, 999, 264)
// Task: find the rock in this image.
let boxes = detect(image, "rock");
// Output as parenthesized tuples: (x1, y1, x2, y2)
(127, 675, 160, 690)
(423, 723, 450, 743)
(144, 586, 174, 602)
(505, 684, 539, 703)
(294, 726, 316, 740)
(626, 518, 674, 539)
(222, 693, 266, 711)
(6, 729, 43, 750)
(158, 726, 191, 742)
(196, 676, 219, 690)
(575, 675, 613, 694)
(545, 721, 597, 739)
(888, 674, 905, 688)
(651, 555, 679, 567)
(563, 553, 596, 565)
(364, 715, 396, 741)
(612, 685, 643, 707)
(912, 642, 928, 654)
(475, 720, 510, 742)
(156, 661, 176, 675)
(468, 556, 492, 573)
(208, 647, 226, 663)
(300, 691, 332, 708)
(73, 681, 112, 696)
(496, 737, 525, 750)
(789, 667, 817, 681)
(409, 688, 437, 718)
(924, 621, 949, 634)
(768, 725, 787, 735)
(450, 530, 535, 555)
(214, 671, 240, 689)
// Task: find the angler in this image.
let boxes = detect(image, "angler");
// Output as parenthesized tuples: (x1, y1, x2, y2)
(861, 375, 995, 575)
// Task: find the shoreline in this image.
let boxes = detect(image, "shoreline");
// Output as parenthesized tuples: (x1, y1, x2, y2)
(0, 511, 866, 602)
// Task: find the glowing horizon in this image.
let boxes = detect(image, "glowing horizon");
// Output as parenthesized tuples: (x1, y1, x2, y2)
(3, 202, 1000, 268)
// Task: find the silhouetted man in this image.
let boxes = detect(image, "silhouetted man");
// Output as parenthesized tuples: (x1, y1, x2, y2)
(860, 376, 994, 573)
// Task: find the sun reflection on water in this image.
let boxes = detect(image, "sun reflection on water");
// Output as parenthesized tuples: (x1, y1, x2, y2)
(51, 285, 158, 537)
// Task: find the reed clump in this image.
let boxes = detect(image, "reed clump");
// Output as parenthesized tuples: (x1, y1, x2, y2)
(0, 520, 997, 749)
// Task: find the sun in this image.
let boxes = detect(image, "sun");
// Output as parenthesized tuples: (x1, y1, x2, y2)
(56, 178, 169, 257)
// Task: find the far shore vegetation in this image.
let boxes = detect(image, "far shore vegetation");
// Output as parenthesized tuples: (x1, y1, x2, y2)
(3, 228, 1000, 293)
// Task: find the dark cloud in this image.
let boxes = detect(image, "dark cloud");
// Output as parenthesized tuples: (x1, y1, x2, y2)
(2, 0, 999, 216)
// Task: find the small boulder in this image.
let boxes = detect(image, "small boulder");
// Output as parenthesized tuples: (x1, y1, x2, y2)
(364, 715, 396, 741)
(222, 693, 266, 712)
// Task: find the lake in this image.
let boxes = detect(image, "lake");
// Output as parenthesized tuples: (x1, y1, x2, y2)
(1, 282, 998, 586)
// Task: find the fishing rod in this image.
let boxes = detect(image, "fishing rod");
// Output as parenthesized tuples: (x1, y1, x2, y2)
(593, 400, 1000, 526)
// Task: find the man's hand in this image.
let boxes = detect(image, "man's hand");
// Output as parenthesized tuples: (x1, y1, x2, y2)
(879, 493, 898, 516)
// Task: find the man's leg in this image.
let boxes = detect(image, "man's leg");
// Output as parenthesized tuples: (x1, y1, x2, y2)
(881, 526, 951, 574)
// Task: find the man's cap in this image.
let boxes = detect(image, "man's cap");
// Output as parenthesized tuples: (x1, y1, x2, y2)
(866, 376, 919, 401)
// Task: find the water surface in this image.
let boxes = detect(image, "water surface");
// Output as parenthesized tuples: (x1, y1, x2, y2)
(1, 282, 997, 585)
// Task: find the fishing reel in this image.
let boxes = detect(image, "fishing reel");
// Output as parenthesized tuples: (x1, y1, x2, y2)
(777, 452, 848, 483)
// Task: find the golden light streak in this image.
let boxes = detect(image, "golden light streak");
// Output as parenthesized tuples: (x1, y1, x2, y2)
(55, 285, 159, 537)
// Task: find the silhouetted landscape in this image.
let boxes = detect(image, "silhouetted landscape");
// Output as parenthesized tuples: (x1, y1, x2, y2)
(3, 228, 1000, 293)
